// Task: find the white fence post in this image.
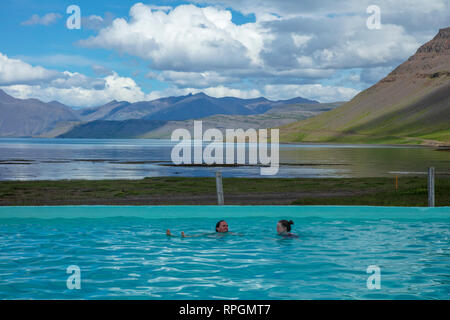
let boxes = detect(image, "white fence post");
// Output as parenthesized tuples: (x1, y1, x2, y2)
(428, 167, 435, 207)
(215, 171, 224, 205)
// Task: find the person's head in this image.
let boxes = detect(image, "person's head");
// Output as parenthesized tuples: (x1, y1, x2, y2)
(215, 220, 228, 233)
(277, 220, 294, 234)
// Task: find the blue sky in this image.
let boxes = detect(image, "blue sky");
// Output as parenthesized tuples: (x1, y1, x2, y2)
(0, 0, 448, 107)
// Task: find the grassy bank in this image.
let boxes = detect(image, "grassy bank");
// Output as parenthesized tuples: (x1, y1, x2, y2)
(0, 176, 449, 206)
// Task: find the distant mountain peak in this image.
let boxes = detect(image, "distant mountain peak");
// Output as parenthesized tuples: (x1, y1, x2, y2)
(275, 96, 319, 104)
(48, 100, 68, 107)
(416, 26, 450, 54)
(0, 90, 80, 137)
(0, 89, 18, 103)
(103, 99, 121, 105)
(385, 27, 449, 79)
(436, 27, 450, 39)
(0, 89, 11, 97)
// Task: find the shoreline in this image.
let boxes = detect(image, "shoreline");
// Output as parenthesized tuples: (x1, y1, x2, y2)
(1, 176, 449, 207)
(1, 136, 449, 148)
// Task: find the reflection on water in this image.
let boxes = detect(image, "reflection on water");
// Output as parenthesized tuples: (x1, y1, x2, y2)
(0, 138, 448, 180)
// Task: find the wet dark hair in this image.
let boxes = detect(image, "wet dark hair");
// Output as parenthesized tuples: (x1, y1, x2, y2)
(278, 220, 294, 232)
(215, 220, 225, 232)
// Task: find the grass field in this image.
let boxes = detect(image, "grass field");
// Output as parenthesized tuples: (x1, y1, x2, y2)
(0, 176, 449, 206)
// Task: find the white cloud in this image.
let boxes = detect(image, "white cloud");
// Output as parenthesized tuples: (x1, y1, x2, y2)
(81, 12, 115, 31)
(79, 3, 267, 71)
(291, 34, 313, 48)
(0, 53, 150, 107)
(261, 15, 421, 71)
(264, 84, 359, 102)
(21, 13, 62, 26)
(48, 71, 106, 90)
(311, 22, 420, 68)
(0, 52, 60, 85)
(191, 0, 449, 24)
(155, 71, 238, 88)
(13, 54, 100, 68)
(2, 72, 148, 107)
(145, 85, 262, 101)
(200, 86, 261, 99)
(92, 64, 113, 76)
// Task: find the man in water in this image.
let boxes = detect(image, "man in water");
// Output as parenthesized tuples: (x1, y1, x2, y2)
(214, 220, 228, 233)
(166, 220, 232, 237)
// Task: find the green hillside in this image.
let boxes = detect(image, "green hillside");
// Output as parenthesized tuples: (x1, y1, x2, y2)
(280, 28, 450, 146)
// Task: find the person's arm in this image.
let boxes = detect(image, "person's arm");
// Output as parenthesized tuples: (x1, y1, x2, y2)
(181, 231, 205, 238)
(167, 229, 199, 238)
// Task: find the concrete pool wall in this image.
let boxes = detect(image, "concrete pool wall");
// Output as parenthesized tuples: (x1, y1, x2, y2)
(0, 205, 449, 220)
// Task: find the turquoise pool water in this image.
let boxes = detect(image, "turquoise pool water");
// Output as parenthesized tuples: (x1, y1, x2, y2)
(0, 206, 449, 300)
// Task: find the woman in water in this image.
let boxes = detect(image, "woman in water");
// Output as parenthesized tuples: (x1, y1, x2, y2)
(276, 220, 298, 238)
(166, 220, 241, 237)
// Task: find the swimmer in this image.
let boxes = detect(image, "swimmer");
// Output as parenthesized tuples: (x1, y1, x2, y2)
(276, 220, 298, 238)
(166, 220, 241, 237)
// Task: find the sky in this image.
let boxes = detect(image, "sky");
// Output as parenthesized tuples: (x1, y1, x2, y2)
(0, 0, 448, 107)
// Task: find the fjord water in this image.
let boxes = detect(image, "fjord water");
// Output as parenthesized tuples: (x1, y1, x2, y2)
(0, 138, 449, 180)
(0, 206, 449, 299)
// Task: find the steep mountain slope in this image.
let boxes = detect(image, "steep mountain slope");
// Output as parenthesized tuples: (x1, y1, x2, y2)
(280, 27, 450, 146)
(0, 89, 79, 137)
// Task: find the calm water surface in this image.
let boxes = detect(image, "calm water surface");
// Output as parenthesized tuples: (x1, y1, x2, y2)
(0, 138, 448, 180)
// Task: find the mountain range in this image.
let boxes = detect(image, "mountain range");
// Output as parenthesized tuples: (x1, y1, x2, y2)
(280, 27, 450, 146)
(74, 92, 317, 122)
(0, 89, 318, 137)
